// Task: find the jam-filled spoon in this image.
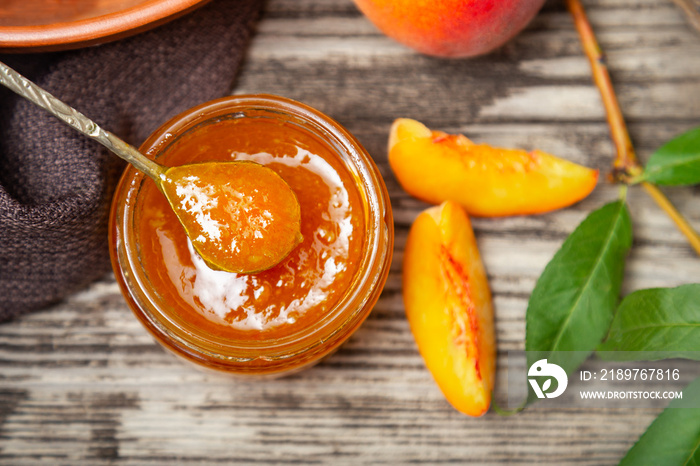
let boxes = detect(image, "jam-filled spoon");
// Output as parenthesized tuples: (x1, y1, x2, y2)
(0, 61, 302, 274)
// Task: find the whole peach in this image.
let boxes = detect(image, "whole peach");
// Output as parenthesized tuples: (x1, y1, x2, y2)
(353, 0, 546, 58)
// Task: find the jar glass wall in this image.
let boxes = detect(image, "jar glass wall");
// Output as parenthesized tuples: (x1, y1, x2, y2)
(109, 94, 393, 376)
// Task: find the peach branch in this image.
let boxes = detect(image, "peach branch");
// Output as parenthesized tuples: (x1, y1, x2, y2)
(567, 0, 700, 256)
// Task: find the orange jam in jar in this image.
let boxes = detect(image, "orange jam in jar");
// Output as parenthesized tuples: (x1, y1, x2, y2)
(109, 95, 393, 376)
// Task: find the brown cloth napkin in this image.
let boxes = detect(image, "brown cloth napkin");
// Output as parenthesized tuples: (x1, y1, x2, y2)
(0, 0, 263, 321)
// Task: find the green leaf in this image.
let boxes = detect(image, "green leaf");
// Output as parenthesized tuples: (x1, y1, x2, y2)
(637, 126, 700, 185)
(600, 284, 700, 360)
(619, 376, 700, 466)
(526, 200, 632, 380)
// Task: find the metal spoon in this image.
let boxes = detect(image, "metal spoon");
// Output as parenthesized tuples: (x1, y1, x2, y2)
(0, 61, 302, 274)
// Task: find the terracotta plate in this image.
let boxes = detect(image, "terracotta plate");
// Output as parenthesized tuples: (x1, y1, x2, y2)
(0, 0, 211, 52)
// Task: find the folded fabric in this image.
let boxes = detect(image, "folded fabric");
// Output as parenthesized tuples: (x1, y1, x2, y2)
(0, 0, 263, 321)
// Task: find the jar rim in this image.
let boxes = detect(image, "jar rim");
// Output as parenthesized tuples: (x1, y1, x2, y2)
(110, 94, 393, 365)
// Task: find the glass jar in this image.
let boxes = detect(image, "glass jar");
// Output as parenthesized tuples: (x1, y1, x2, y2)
(109, 94, 393, 376)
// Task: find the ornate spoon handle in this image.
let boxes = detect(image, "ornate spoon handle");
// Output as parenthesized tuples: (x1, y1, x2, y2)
(0, 61, 163, 180)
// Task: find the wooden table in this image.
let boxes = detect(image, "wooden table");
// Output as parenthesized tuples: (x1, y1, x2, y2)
(3, 0, 700, 463)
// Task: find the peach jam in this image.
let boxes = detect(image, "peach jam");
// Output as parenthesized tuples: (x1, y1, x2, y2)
(109, 95, 393, 376)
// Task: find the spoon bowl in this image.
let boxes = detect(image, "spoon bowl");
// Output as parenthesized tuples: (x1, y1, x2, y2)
(161, 160, 303, 273)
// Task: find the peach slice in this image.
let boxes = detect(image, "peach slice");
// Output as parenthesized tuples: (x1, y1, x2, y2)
(389, 118, 598, 217)
(403, 200, 495, 416)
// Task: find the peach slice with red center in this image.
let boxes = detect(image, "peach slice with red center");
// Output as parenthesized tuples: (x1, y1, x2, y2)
(389, 118, 598, 217)
(403, 200, 495, 416)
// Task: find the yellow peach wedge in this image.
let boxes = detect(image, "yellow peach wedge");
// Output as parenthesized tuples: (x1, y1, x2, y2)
(389, 118, 598, 217)
(403, 200, 495, 416)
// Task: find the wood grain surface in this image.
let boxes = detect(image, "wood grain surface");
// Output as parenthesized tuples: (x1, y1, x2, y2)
(3, 0, 700, 463)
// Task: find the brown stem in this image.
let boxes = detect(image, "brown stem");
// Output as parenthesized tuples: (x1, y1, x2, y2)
(672, 0, 700, 34)
(566, 0, 640, 179)
(567, 0, 700, 256)
(641, 182, 700, 253)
